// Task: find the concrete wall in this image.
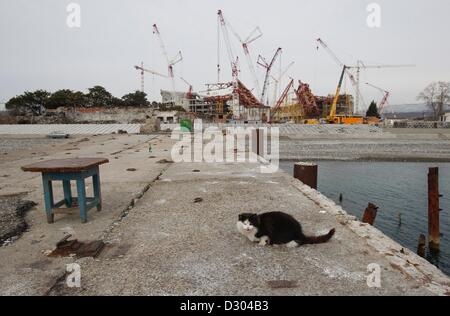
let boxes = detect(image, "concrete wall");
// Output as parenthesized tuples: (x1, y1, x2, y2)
(62, 107, 152, 124)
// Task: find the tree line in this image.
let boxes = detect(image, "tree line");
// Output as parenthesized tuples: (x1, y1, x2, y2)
(5, 86, 154, 116)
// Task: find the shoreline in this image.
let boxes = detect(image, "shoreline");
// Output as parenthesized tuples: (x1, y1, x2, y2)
(280, 157, 450, 162)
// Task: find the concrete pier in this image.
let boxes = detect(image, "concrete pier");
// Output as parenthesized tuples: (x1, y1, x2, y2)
(0, 134, 449, 295)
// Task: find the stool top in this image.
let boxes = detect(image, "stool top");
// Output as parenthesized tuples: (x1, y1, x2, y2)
(21, 158, 109, 173)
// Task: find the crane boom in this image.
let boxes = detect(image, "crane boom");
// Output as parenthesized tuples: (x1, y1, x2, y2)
(217, 10, 239, 81)
(153, 24, 181, 104)
(134, 65, 168, 78)
(271, 61, 294, 106)
(258, 47, 282, 105)
(316, 38, 357, 85)
(270, 78, 294, 121)
(328, 66, 347, 120)
(366, 82, 390, 114)
(180, 77, 193, 99)
(230, 26, 263, 98)
(350, 60, 414, 113)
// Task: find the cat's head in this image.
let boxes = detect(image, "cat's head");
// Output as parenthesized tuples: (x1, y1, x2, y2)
(237, 213, 260, 231)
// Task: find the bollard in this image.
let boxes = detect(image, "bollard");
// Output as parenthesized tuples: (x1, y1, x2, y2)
(252, 128, 264, 158)
(256, 129, 260, 156)
(362, 203, 378, 226)
(417, 234, 426, 258)
(428, 167, 440, 251)
(293, 162, 318, 189)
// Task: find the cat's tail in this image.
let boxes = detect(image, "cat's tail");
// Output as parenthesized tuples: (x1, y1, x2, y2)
(300, 228, 335, 245)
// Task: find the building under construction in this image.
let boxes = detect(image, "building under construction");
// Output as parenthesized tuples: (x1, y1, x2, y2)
(161, 80, 270, 123)
(271, 78, 354, 123)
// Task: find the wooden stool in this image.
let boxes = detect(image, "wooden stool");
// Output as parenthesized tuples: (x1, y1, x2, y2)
(22, 158, 109, 223)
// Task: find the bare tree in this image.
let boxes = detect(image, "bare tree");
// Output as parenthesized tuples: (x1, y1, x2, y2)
(417, 81, 450, 120)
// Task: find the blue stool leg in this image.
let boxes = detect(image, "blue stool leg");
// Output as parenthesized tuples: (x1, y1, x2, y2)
(92, 167, 102, 212)
(62, 180, 72, 207)
(76, 177, 88, 223)
(42, 174, 54, 223)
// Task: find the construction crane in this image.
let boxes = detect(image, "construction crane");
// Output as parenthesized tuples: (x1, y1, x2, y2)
(351, 60, 414, 114)
(153, 24, 183, 104)
(316, 38, 366, 113)
(365, 82, 390, 115)
(217, 10, 239, 83)
(325, 66, 368, 124)
(257, 47, 282, 106)
(316, 38, 414, 113)
(230, 26, 263, 98)
(270, 78, 294, 122)
(180, 77, 193, 100)
(327, 66, 347, 123)
(134, 63, 168, 93)
(270, 61, 294, 107)
(217, 10, 240, 119)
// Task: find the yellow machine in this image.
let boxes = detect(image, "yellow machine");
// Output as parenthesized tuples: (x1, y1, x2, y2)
(304, 118, 320, 124)
(326, 66, 367, 125)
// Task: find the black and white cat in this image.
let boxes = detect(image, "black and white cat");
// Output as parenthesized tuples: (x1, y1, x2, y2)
(237, 212, 335, 247)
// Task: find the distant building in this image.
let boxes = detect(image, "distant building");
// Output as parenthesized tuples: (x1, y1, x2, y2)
(441, 112, 450, 122)
(154, 110, 178, 124)
(316, 94, 354, 117)
(203, 80, 270, 123)
(160, 80, 269, 123)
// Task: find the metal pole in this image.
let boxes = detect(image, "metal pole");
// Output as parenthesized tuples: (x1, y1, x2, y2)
(428, 167, 440, 251)
(293, 162, 318, 189)
(417, 234, 426, 258)
(256, 128, 260, 156)
(362, 203, 378, 226)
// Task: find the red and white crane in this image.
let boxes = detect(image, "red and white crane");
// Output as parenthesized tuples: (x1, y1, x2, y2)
(270, 61, 294, 107)
(180, 77, 193, 100)
(217, 10, 239, 84)
(270, 78, 294, 121)
(153, 24, 183, 104)
(257, 47, 282, 106)
(352, 60, 414, 113)
(230, 25, 263, 98)
(365, 82, 390, 115)
(217, 9, 241, 119)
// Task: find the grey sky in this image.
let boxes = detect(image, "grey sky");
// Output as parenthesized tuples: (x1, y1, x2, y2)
(1, 0, 449, 110)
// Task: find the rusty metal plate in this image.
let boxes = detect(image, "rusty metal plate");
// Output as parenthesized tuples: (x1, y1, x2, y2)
(48, 235, 105, 258)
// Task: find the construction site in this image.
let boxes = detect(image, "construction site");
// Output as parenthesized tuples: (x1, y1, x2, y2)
(133, 10, 416, 126)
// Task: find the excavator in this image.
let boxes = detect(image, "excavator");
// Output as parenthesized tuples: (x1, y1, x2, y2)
(326, 65, 367, 125)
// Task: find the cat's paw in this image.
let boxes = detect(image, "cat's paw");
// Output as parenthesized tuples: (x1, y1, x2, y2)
(258, 236, 270, 246)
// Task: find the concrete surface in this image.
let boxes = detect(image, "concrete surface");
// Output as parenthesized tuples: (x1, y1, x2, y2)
(44, 160, 449, 296)
(0, 124, 141, 135)
(0, 132, 449, 296)
(0, 133, 172, 295)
